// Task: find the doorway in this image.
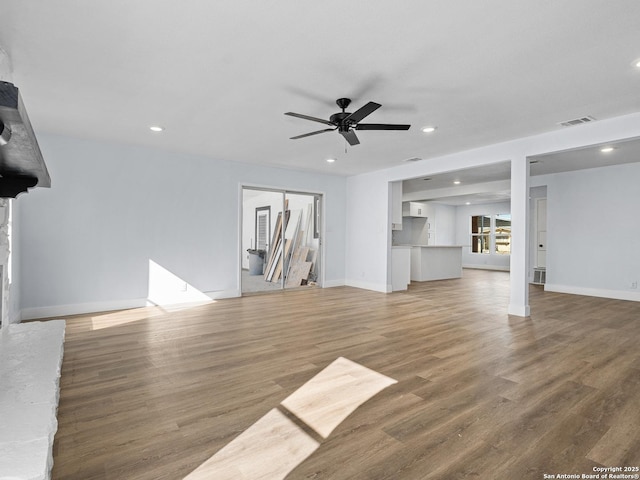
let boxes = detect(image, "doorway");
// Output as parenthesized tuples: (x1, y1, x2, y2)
(241, 187, 322, 294)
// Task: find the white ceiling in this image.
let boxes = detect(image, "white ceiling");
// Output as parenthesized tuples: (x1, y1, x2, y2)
(1, 1, 640, 177)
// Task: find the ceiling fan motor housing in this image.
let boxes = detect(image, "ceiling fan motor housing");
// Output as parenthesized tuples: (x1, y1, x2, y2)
(334, 98, 354, 130)
(330, 112, 352, 128)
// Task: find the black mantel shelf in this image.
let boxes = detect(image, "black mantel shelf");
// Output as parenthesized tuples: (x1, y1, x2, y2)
(0, 81, 51, 198)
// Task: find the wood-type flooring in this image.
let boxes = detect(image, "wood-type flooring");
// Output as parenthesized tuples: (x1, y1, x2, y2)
(50, 270, 640, 479)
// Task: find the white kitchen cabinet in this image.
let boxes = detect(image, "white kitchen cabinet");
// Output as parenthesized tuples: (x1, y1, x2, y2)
(402, 201, 437, 244)
(427, 228, 436, 245)
(391, 181, 403, 230)
(392, 246, 411, 291)
(402, 201, 428, 218)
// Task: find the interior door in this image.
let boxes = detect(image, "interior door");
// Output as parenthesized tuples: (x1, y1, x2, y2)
(536, 198, 547, 267)
(241, 188, 284, 294)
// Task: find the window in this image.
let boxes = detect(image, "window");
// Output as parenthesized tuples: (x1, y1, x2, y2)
(255, 206, 270, 251)
(494, 214, 511, 255)
(471, 215, 491, 253)
(470, 214, 511, 255)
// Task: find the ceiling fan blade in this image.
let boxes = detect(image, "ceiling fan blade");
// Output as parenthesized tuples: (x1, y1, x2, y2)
(356, 123, 411, 131)
(290, 128, 335, 140)
(340, 129, 360, 146)
(343, 101, 381, 124)
(284, 112, 334, 126)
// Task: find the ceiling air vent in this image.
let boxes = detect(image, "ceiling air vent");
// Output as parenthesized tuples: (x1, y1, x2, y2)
(558, 116, 596, 127)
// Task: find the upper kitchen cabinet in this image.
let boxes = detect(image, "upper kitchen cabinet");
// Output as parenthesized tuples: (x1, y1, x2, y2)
(402, 201, 434, 219)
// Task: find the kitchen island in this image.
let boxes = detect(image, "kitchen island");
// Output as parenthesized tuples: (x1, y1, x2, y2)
(410, 245, 463, 281)
(391, 245, 412, 291)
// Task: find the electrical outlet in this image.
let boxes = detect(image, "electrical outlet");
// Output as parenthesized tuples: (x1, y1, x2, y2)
(181, 282, 188, 292)
(631, 281, 638, 289)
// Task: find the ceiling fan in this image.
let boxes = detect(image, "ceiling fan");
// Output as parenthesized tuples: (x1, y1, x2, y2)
(285, 98, 411, 146)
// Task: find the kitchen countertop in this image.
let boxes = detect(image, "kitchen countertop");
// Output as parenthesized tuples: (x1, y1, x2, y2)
(393, 244, 463, 248)
(413, 245, 463, 248)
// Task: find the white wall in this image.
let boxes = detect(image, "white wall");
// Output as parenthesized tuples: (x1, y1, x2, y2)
(345, 170, 391, 292)
(16, 113, 640, 318)
(455, 201, 511, 270)
(433, 203, 456, 245)
(542, 162, 640, 301)
(344, 112, 640, 313)
(19, 134, 347, 318)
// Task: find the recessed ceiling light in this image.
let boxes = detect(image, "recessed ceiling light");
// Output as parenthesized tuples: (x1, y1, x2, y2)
(600, 146, 615, 153)
(422, 126, 437, 133)
(326, 158, 336, 163)
(453, 180, 461, 185)
(633, 58, 640, 68)
(465, 202, 471, 205)
(149, 125, 164, 132)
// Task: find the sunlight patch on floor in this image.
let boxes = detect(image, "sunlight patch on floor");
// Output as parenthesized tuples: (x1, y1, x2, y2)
(183, 408, 319, 480)
(281, 356, 398, 438)
(183, 357, 397, 479)
(90, 306, 166, 330)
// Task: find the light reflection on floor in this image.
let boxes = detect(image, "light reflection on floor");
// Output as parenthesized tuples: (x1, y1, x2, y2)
(281, 357, 398, 439)
(183, 408, 319, 480)
(183, 357, 397, 480)
(90, 300, 216, 331)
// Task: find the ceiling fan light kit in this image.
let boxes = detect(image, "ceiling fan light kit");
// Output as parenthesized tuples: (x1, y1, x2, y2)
(285, 97, 411, 146)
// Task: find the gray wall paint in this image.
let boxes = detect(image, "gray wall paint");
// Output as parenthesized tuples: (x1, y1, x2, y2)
(545, 162, 640, 296)
(15, 114, 640, 317)
(19, 134, 346, 314)
(433, 204, 456, 245)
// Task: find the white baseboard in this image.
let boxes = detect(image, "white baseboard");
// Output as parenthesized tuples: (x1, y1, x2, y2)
(21, 298, 149, 320)
(20, 288, 246, 321)
(20, 282, 391, 320)
(205, 289, 241, 300)
(508, 303, 531, 317)
(544, 284, 640, 302)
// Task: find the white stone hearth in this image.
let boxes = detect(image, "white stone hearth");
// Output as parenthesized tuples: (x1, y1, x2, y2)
(0, 320, 65, 480)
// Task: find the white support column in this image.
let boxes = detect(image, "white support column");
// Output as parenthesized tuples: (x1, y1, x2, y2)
(509, 155, 530, 317)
